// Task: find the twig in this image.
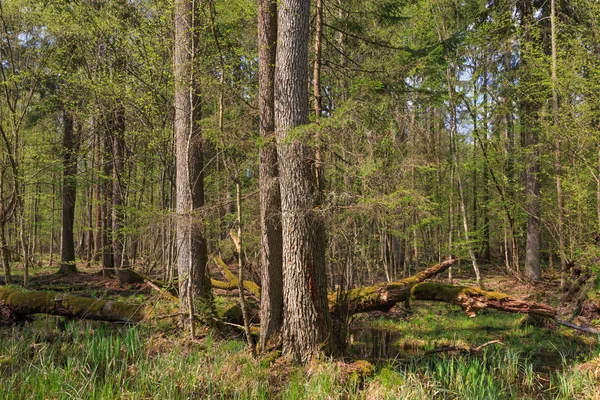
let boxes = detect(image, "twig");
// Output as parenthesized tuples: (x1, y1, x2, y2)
(555, 318, 600, 335)
(144, 279, 179, 303)
(424, 340, 504, 355)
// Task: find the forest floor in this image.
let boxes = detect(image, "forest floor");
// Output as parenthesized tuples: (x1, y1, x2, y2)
(1, 262, 600, 399)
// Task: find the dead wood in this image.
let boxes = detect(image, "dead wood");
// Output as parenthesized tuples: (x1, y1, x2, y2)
(411, 282, 557, 318)
(328, 259, 457, 314)
(0, 286, 148, 323)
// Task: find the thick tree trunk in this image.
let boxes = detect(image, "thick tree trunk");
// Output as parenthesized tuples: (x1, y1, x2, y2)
(257, 0, 283, 352)
(174, 0, 211, 328)
(276, 0, 333, 362)
(59, 110, 77, 275)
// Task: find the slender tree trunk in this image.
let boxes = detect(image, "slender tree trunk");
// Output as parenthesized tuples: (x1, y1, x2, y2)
(551, 0, 566, 290)
(59, 110, 77, 275)
(112, 106, 129, 275)
(49, 180, 55, 267)
(313, 0, 324, 194)
(520, 0, 541, 281)
(235, 182, 256, 354)
(257, 0, 284, 352)
(31, 183, 40, 264)
(102, 124, 114, 275)
(447, 65, 481, 284)
(0, 218, 11, 284)
(276, 0, 333, 362)
(93, 133, 102, 263)
(174, 0, 212, 328)
(18, 203, 29, 285)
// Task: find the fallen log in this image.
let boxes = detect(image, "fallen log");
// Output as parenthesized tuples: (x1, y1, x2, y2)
(411, 282, 557, 318)
(329, 259, 457, 314)
(8, 259, 592, 334)
(0, 286, 148, 323)
(0, 260, 455, 324)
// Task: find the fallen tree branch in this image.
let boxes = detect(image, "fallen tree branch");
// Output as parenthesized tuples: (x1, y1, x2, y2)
(424, 340, 504, 355)
(555, 318, 600, 335)
(144, 280, 179, 303)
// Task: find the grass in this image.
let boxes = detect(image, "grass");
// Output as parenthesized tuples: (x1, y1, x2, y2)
(2, 266, 600, 399)
(1, 303, 599, 399)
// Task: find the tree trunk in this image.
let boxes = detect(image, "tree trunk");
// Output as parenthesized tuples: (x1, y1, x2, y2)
(59, 110, 77, 275)
(111, 105, 130, 280)
(276, 0, 333, 362)
(257, 0, 284, 352)
(551, 0, 567, 290)
(0, 219, 11, 284)
(520, 0, 541, 281)
(102, 126, 114, 275)
(174, 0, 212, 328)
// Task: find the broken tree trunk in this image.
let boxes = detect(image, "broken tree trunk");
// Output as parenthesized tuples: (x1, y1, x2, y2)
(0, 286, 148, 323)
(329, 259, 457, 314)
(411, 282, 557, 318)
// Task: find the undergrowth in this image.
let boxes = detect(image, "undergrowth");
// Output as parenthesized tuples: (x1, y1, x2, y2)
(1, 301, 599, 400)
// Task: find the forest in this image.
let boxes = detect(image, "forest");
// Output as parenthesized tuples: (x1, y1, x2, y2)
(1, 0, 600, 398)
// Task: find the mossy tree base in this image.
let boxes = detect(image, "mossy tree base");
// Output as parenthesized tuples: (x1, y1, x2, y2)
(57, 263, 77, 275)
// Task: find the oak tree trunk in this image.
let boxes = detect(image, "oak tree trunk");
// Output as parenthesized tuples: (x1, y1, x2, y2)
(276, 0, 333, 362)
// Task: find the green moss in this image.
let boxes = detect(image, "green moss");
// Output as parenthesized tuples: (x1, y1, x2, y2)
(2, 287, 54, 311)
(61, 295, 107, 315)
(103, 300, 146, 320)
(412, 282, 509, 302)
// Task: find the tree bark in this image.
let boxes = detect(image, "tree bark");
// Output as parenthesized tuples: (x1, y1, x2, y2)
(276, 0, 333, 362)
(257, 0, 283, 352)
(519, 0, 542, 281)
(58, 110, 77, 275)
(551, 0, 567, 290)
(174, 0, 212, 328)
(102, 122, 114, 275)
(111, 105, 129, 277)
